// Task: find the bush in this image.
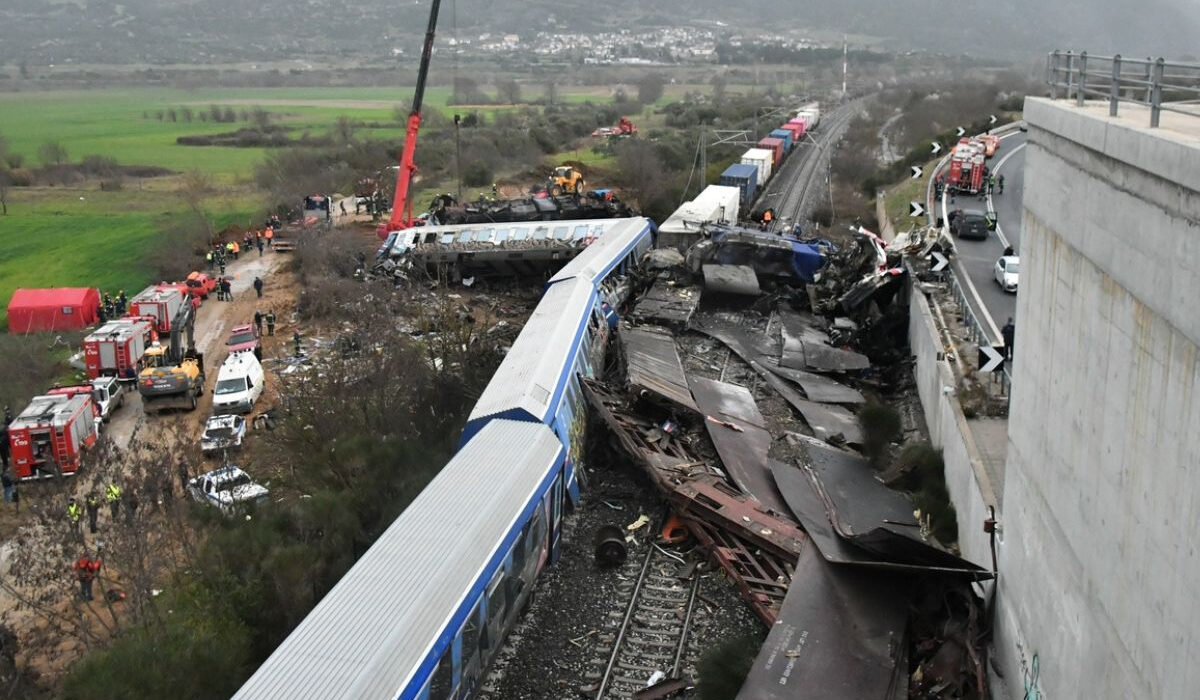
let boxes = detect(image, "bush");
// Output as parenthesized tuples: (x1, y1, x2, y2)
(858, 401, 901, 466)
(895, 442, 958, 545)
(698, 634, 763, 700)
(462, 159, 494, 187)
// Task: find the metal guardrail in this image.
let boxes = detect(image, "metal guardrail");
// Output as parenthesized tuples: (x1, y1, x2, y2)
(1046, 51, 1200, 127)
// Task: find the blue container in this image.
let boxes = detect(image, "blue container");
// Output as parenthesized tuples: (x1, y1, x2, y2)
(769, 128, 794, 152)
(719, 163, 759, 205)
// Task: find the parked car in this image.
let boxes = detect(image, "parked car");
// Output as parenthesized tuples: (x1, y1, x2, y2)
(949, 208, 993, 240)
(187, 465, 269, 514)
(994, 255, 1020, 292)
(225, 323, 262, 360)
(201, 414, 247, 455)
(186, 271, 217, 299)
(211, 352, 266, 415)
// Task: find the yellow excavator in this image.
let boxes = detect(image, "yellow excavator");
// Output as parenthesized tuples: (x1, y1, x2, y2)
(547, 166, 586, 196)
(138, 303, 205, 413)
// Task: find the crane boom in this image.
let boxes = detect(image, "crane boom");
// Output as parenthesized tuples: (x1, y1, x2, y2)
(379, 0, 443, 239)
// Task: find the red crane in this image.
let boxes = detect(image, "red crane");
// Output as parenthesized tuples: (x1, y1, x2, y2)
(377, 0, 443, 240)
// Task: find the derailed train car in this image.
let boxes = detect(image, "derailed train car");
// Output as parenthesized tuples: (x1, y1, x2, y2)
(234, 217, 656, 700)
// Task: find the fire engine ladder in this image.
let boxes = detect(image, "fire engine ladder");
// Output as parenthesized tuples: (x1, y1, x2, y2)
(52, 427, 70, 463)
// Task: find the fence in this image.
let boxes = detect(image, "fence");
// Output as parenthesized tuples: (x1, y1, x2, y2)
(1046, 51, 1200, 127)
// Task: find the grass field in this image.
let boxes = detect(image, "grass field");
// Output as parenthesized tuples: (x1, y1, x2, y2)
(0, 84, 682, 325)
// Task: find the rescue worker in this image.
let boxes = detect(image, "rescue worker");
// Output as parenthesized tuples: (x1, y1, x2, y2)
(3, 405, 10, 425)
(232, 241, 241, 260)
(221, 278, 233, 301)
(116, 290, 127, 314)
(339, 201, 347, 217)
(998, 174, 1005, 194)
(292, 330, 302, 357)
(761, 208, 773, 231)
(73, 554, 102, 601)
(1003, 245, 1015, 257)
(225, 241, 235, 260)
(1, 470, 12, 502)
(97, 302, 107, 324)
(219, 258, 227, 275)
(1002, 318, 1016, 361)
(105, 482, 122, 520)
(206, 250, 215, 271)
(265, 310, 276, 336)
(85, 492, 100, 533)
(257, 237, 265, 257)
(265, 227, 274, 248)
(254, 310, 264, 335)
(66, 497, 82, 534)
(253, 276, 264, 299)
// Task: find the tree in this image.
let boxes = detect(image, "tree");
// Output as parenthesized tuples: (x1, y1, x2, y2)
(38, 140, 68, 166)
(545, 80, 559, 105)
(332, 116, 358, 146)
(0, 170, 10, 215)
(498, 79, 521, 105)
(5, 152, 23, 169)
(251, 107, 271, 130)
(636, 74, 666, 104)
(180, 106, 194, 123)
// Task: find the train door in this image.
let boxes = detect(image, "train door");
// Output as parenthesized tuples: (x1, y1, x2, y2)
(482, 565, 509, 662)
(548, 473, 565, 562)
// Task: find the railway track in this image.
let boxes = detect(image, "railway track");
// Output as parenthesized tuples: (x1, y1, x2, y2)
(589, 544, 701, 699)
(771, 102, 861, 230)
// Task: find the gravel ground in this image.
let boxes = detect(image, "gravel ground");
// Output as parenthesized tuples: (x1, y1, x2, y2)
(477, 434, 762, 700)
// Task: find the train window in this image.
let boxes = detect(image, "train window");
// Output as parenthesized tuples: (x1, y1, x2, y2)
(532, 227, 549, 240)
(458, 230, 474, 243)
(428, 649, 454, 700)
(459, 602, 484, 665)
(495, 228, 510, 243)
(511, 228, 529, 241)
(440, 233, 456, 245)
(475, 230, 493, 243)
(423, 232, 438, 245)
(572, 225, 588, 240)
(552, 226, 570, 240)
(486, 570, 507, 634)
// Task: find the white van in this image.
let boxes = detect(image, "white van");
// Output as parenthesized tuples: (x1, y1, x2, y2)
(211, 352, 265, 415)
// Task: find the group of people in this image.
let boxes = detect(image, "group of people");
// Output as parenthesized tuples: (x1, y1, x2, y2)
(65, 459, 193, 601)
(253, 308, 278, 336)
(96, 290, 128, 324)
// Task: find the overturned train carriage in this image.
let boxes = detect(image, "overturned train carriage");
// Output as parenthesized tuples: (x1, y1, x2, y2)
(235, 217, 655, 700)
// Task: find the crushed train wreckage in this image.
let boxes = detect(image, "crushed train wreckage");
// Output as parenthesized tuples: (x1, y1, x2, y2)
(578, 221, 994, 698)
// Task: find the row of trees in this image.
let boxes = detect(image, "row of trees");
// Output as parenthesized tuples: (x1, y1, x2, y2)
(145, 105, 273, 127)
(449, 74, 666, 107)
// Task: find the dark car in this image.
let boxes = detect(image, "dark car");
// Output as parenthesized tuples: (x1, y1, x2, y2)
(950, 208, 993, 241)
(226, 323, 262, 360)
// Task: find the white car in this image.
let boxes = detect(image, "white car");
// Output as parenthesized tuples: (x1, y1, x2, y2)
(200, 414, 247, 455)
(994, 255, 1019, 292)
(187, 465, 269, 514)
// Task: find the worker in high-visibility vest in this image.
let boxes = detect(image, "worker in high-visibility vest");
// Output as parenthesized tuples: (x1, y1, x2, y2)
(105, 483, 122, 520)
(66, 497, 82, 534)
(264, 227, 274, 248)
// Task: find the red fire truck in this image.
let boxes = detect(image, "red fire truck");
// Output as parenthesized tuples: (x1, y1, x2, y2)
(83, 318, 154, 380)
(946, 137, 988, 195)
(7, 393, 98, 479)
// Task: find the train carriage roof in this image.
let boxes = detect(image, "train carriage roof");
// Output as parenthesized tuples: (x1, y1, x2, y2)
(546, 217, 653, 287)
(463, 278, 597, 441)
(233, 420, 564, 700)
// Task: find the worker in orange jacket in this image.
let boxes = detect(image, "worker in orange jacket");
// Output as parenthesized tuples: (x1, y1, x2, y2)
(264, 227, 274, 248)
(73, 554, 102, 601)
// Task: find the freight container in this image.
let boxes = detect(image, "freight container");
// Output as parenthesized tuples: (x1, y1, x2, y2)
(129, 286, 186, 334)
(8, 393, 97, 479)
(769, 128, 794, 153)
(797, 104, 821, 130)
(657, 185, 741, 252)
(757, 138, 785, 166)
(740, 148, 774, 186)
(719, 164, 759, 205)
(83, 318, 153, 380)
(781, 123, 804, 145)
(787, 117, 808, 140)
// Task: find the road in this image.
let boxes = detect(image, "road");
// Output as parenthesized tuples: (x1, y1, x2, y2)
(938, 131, 1026, 343)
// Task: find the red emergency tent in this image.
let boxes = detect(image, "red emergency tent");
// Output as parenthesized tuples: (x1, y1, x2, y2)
(7, 287, 100, 334)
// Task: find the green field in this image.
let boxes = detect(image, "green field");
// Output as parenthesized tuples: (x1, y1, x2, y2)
(0, 84, 673, 324)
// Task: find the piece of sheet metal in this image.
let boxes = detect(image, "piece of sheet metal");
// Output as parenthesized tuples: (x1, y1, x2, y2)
(631, 281, 701, 328)
(688, 376, 791, 516)
(756, 354, 865, 404)
(735, 544, 911, 700)
(702, 264, 761, 296)
(621, 326, 699, 413)
(796, 434, 989, 576)
(786, 394, 864, 445)
(778, 308, 870, 373)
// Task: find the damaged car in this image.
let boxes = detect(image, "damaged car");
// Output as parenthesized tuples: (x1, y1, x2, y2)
(201, 414, 247, 455)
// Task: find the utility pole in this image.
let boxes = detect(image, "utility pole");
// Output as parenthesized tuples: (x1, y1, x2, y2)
(842, 37, 848, 99)
(453, 113, 463, 202)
